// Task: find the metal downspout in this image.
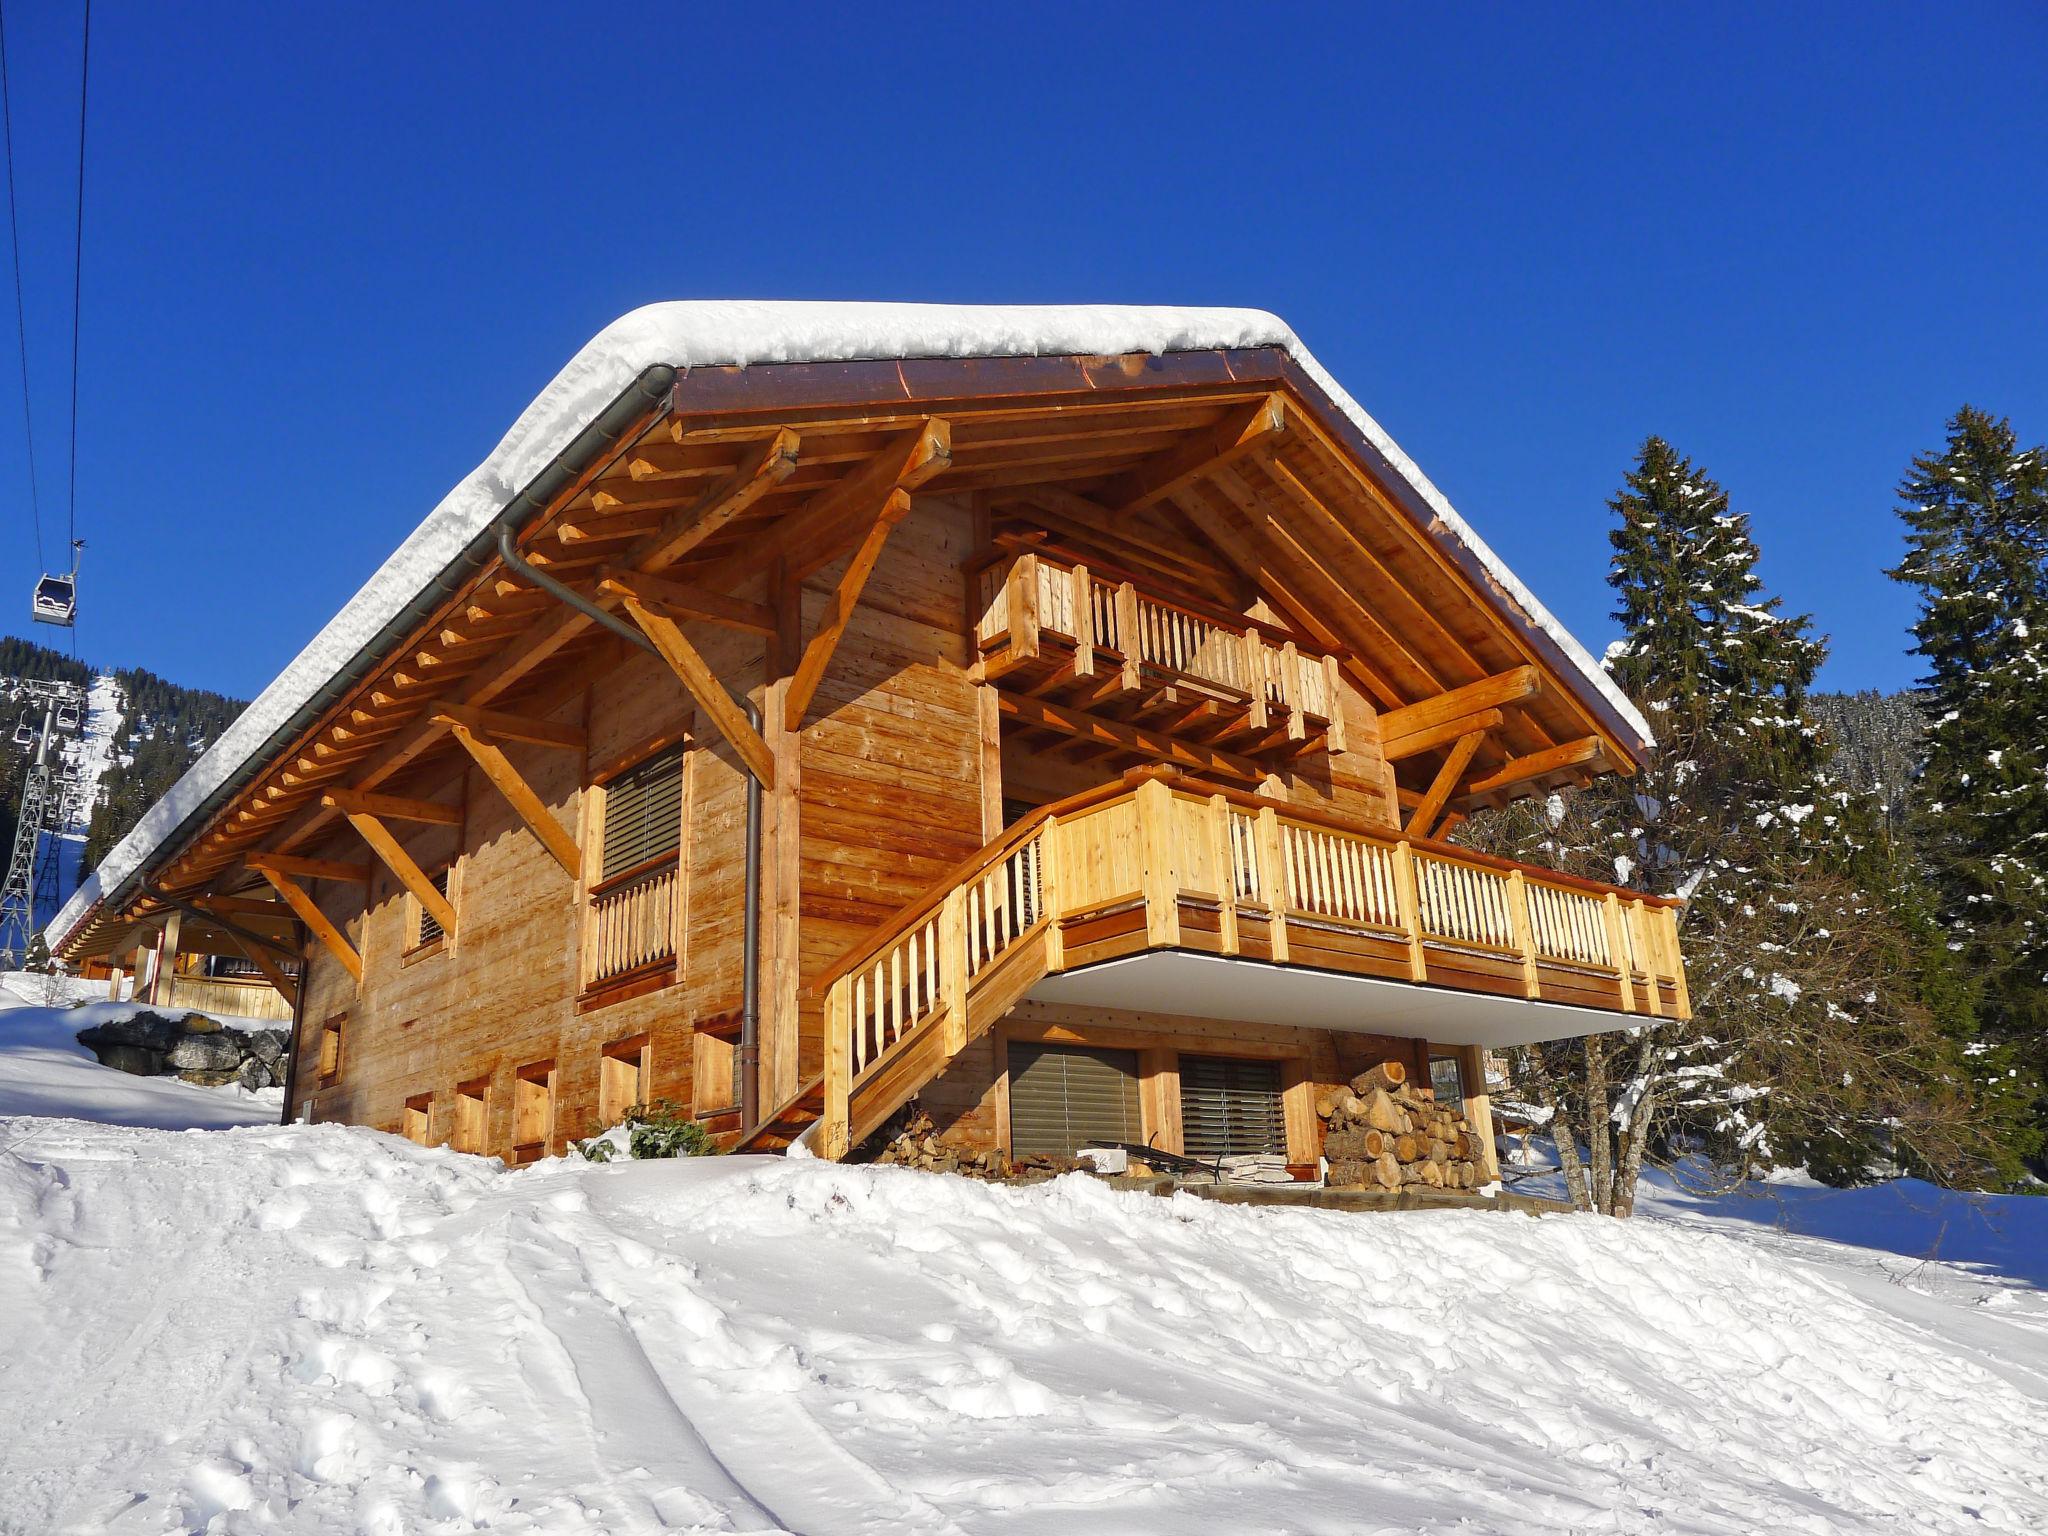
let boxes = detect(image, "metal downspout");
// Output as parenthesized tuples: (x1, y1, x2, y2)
(493, 528, 768, 1137)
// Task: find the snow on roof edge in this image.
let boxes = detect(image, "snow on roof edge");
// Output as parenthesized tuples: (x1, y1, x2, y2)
(48, 300, 1650, 952)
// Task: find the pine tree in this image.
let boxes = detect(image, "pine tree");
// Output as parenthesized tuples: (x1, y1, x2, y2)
(1888, 407, 2048, 1148)
(1468, 438, 2003, 1204)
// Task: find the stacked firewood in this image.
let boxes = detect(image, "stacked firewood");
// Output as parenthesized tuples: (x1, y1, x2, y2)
(1318, 1061, 1485, 1192)
(867, 1107, 1010, 1179)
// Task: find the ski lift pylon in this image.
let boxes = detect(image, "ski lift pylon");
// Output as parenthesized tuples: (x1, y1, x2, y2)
(31, 540, 82, 629)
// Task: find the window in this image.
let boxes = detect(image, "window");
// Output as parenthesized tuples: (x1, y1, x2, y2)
(454, 1076, 490, 1155)
(411, 866, 452, 952)
(513, 1061, 555, 1162)
(600, 745, 685, 882)
(318, 1015, 345, 1082)
(1007, 1043, 1142, 1158)
(402, 1093, 432, 1145)
(600, 1035, 648, 1125)
(1429, 1053, 1467, 1106)
(586, 745, 686, 993)
(1179, 1055, 1286, 1161)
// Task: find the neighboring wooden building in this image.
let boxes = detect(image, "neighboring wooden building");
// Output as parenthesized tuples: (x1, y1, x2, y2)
(48, 304, 1686, 1182)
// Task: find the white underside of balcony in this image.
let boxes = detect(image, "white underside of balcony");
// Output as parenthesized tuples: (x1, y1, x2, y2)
(1029, 950, 1636, 1048)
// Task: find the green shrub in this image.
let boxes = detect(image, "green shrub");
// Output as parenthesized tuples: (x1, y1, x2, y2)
(577, 1098, 716, 1162)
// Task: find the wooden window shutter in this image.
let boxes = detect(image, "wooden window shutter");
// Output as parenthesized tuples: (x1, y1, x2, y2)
(601, 745, 686, 881)
(1178, 1055, 1285, 1160)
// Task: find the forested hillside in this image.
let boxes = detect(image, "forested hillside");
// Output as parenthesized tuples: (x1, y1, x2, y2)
(0, 637, 245, 885)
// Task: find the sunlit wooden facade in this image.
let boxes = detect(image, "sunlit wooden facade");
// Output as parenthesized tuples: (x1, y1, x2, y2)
(54, 335, 1684, 1177)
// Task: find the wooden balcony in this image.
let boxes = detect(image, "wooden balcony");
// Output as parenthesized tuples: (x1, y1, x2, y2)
(973, 552, 1346, 775)
(793, 770, 1689, 1158)
(164, 973, 294, 1022)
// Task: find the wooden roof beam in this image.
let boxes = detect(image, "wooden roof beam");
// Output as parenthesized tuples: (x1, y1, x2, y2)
(621, 596, 775, 788)
(598, 568, 777, 636)
(994, 689, 1264, 783)
(321, 787, 461, 826)
(430, 703, 585, 751)
(245, 851, 369, 883)
(442, 720, 582, 878)
(1379, 666, 1541, 746)
(250, 862, 360, 983)
(1107, 394, 1287, 517)
(784, 488, 913, 731)
(329, 804, 457, 940)
(1406, 730, 1485, 839)
(1463, 736, 1604, 799)
(1381, 706, 1505, 763)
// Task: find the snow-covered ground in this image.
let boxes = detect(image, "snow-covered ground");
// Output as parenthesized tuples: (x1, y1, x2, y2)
(0, 1101, 2043, 1533)
(0, 981, 283, 1129)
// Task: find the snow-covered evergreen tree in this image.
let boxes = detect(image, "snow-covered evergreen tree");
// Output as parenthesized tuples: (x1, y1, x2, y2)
(1469, 437, 2007, 1205)
(1888, 408, 2048, 1118)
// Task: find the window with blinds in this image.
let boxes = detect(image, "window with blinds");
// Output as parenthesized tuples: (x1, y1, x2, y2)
(1179, 1055, 1286, 1161)
(601, 745, 685, 882)
(1007, 1043, 1143, 1158)
(414, 867, 451, 949)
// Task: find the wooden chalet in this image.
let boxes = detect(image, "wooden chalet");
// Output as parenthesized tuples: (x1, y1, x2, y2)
(48, 304, 1686, 1182)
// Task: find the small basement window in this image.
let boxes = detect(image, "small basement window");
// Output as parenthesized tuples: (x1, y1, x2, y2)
(318, 1015, 345, 1082)
(513, 1061, 555, 1163)
(1179, 1054, 1286, 1161)
(402, 1093, 432, 1146)
(600, 1035, 648, 1125)
(1428, 1053, 1467, 1105)
(454, 1076, 490, 1156)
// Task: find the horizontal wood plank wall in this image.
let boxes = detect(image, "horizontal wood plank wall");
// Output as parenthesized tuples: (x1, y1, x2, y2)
(796, 495, 987, 1084)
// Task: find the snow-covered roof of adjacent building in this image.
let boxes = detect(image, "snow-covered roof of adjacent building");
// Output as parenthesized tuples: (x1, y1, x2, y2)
(48, 301, 1649, 952)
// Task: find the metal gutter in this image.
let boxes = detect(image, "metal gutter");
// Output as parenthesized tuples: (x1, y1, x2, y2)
(65, 363, 676, 944)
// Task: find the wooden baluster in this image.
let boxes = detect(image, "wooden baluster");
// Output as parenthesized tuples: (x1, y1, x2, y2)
(1204, 796, 1239, 956)
(1281, 641, 1305, 741)
(1392, 840, 1428, 981)
(821, 978, 852, 1159)
(1115, 582, 1141, 690)
(1038, 821, 1065, 971)
(852, 972, 869, 1071)
(1244, 626, 1269, 732)
(1071, 564, 1094, 678)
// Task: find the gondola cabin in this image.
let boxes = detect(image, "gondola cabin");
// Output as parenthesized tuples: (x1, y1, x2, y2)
(47, 303, 1687, 1188)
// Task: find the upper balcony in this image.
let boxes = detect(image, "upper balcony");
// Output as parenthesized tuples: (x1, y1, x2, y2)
(972, 550, 1347, 778)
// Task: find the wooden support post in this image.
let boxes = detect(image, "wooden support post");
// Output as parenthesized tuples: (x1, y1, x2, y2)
(252, 863, 361, 984)
(975, 684, 1003, 841)
(1603, 892, 1636, 1014)
(1004, 551, 1041, 662)
(1208, 793, 1239, 956)
(1506, 869, 1540, 999)
(621, 596, 775, 787)
(151, 911, 182, 1006)
(1321, 653, 1348, 754)
(1254, 804, 1289, 963)
(938, 886, 969, 1055)
(761, 561, 804, 1113)
(1135, 777, 1182, 949)
(1459, 1042, 1502, 1186)
(226, 930, 301, 1014)
(783, 487, 911, 731)
(820, 978, 851, 1160)
(1037, 816, 1066, 974)
(332, 805, 457, 940)
(1665, 906, 1691, 1019)
(1114, 582, 1141, 690)
(107, 965, 123, 1001)
(1070, 563, 1094, 678)
(444, 723, 582, 877)
(1391, 841, 1428, 982)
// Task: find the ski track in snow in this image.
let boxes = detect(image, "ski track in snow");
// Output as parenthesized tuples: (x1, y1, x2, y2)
(2, 1124, 2045, 1535)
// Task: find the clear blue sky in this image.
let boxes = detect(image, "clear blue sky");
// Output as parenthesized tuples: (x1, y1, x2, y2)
(0, 2, 2041, 701)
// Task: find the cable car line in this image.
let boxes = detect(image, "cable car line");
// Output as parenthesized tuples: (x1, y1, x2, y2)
(0, 0, 42, 573)
(65, 0, 87, 559)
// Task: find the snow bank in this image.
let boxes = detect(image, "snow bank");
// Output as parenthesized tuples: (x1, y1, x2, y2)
(0, 998, 282, 1129)
(49, 301, 1651, 952)
(2, 1124, 2042, 1533)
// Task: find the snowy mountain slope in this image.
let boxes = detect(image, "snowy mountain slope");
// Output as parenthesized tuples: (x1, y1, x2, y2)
(1, 1123, 2043, 1535)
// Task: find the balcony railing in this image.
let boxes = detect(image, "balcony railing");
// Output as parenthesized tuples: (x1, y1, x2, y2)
(165, 974, 293, 1022)
(974, 552, 1342, 742)
(810, 770, 1689, 1157)
(583, 857, 679, 991)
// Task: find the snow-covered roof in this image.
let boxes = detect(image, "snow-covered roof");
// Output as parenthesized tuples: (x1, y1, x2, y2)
(48, 301, 1651, 952)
